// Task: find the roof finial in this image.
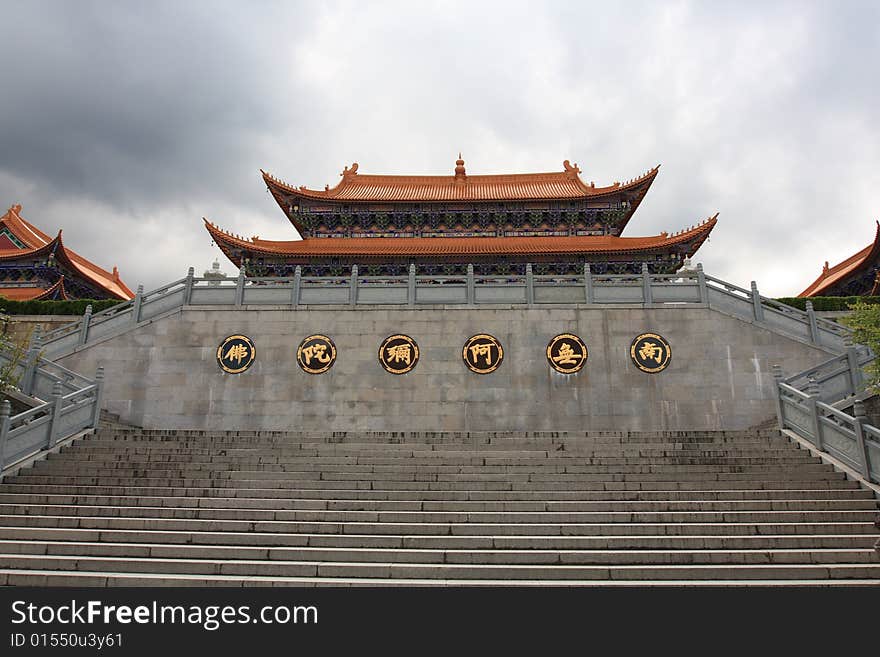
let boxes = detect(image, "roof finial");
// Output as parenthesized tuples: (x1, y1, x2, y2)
(454, 153, 466, 179)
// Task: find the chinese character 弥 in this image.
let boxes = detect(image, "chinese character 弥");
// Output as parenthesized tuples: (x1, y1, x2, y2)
(386, 344, 411, 365)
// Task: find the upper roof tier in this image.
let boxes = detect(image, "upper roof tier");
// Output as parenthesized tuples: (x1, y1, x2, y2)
(799, 221, 880, 297)
(263, 159, 659, 203)
(0, 204, 134, 300)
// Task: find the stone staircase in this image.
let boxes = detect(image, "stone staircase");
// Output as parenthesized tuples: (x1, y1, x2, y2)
(0, 418, 878, 586)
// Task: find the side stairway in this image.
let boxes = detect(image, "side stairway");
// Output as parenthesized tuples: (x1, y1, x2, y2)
(0, 419, 878, 586)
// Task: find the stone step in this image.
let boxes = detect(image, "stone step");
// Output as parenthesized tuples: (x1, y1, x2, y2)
(2, 540, 877, 566)
(5, 569, 880, 587)
(42, 453, 823, 466)
(0, 515, 874, 536)
(1, 504, 874, 525)
(2, 527, 875, 550)
(1, 553, 878, 581)
(0, 483, 866, 500)
(1, 493, 871, 512)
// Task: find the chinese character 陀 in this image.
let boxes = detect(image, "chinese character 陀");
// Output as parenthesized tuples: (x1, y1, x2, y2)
(552, 342, 582, 365)
(303, 343, 330, 365)
(470, 343, 494, 365)
(386, 344, 411, 365)
(638, 341, 664, 364)
(223, 343, 249, 365)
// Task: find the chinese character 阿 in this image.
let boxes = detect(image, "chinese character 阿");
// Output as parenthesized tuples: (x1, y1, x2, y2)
(223, 343, 249, 365)
(638, 341, 664, 364)
(552, 342, 582, 365)
(302, 343, 330, 365)
(386, 344, 411, 365)
(470, 343, 493, 365)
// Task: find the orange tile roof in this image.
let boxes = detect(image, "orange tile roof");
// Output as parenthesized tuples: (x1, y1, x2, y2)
(205, 215, 717, 259)
(262, 159, 659, 203)
(799, 221, 880, 297)
(0, 277, 69, 301)
(0, 205, 134, 300)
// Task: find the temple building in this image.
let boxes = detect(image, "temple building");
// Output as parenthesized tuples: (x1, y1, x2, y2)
(0, 204, 134, 301)
(799, 221, 880, 297)
(206, 157, 717, 277)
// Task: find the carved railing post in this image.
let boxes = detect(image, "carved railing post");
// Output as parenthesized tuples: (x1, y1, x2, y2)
(408, 264, 416, 307)
(641, 263, 653, 305)
(750, 281, 764, 322)
(806, 377, 823, 449)
(349, 265, 358, 306)
(292, 266, 302, 307)
(772, 364, 785, 429)
(584, 263, 594, 304)
(20, 328, 42, 396)
(844, 334, 864, 394)
(183, 267, 195, 305)
(852, 400, 872, 481)
(696, 263, 707, 305)
(805, 300, 820, 344)
(0, 399, 10, 470)
(525, 263, 535, 305)
(467, 264, 475, 305)
(78, 304, 93, 346)
(46, 381, 64, 448)
(131, 284, 144, 326)
(234, 270, 245, 307)
(91, 366, 105, 429)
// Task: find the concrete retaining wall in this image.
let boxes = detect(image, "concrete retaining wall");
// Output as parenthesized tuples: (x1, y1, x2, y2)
(58, 304, 831, 431)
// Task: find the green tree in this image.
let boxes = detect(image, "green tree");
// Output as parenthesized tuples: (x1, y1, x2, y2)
(842, 300, 880, 391)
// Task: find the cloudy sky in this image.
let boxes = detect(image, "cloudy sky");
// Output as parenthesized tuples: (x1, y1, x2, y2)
(1, 0, 877, 296)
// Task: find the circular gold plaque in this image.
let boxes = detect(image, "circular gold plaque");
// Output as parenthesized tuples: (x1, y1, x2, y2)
(217, 334, 256, 374)
(630, 333, 672, 373)
(546, 333, 588, 374)
(296, 334, 337, 374)
(378, 334, 420, 374)
(462, 334, 504, 374)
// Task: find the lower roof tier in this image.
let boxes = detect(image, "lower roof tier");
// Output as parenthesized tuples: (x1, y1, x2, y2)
(799, 221, 880, 297)
(206, 215, 717, 271)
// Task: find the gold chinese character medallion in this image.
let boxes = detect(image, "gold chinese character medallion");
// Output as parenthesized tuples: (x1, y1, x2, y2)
(462, 334, 504, 374)
(630, 333, 672, 373)
(378, 334, 420, 374)
(546, 333, 588, 374)
(296, 334, 337, 374)
(216, 334, 256, 374)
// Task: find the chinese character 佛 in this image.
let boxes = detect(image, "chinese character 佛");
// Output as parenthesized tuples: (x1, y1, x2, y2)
(638, 341, 664, 364)
(552, 342, 582, 365)
(224, 342, 249, 365)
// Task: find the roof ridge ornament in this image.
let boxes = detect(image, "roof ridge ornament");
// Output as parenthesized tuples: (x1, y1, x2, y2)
(454, 153, 466, 181)
(341, 162, 359, 179)
(562, 160, 581, 179)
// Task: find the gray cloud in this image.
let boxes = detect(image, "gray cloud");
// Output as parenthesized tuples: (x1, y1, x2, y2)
(0, 0, 877, 296)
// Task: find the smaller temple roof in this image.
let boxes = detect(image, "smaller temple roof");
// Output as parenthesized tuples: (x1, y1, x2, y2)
(0, 277, 70, 302)
(799, 221, 880, 297)
(205, 215, 717, 261)
(0, 204, 134, 300)
(262, 159, 659, 203)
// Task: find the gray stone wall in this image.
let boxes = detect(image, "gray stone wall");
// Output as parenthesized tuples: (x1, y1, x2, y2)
(58, 304, 831, 431)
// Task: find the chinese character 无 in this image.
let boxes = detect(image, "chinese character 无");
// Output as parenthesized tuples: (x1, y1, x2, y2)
(552, 342, 582, 365)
